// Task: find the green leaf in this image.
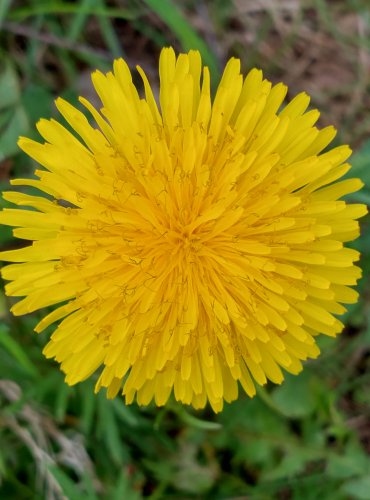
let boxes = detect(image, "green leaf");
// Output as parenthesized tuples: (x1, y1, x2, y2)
(175, 405, 222, 431)
(80, 473, 99, 500)
(0, 107, 13, 130)
(0, 291, 7, 318)
(327, 443, 369, 479)
(346, 190, 370, 205)
(0, 0, 12, 28)
(0, 62, 28, 159)
(327, 455, 366, 480)
(110, 472, 141, 500)
(349, 139, 370, 187)
(341, 476, 370, 499)
(0, 63, 19, 110)
(271, 371, 317, 418)
(0, 107, 29, 160)
(21, 85, 53, 124)
(47, 465, 82, 499)
(262, 448, 318, 481)
(0, 324, 38, 377)
(237, 437, 275, 468)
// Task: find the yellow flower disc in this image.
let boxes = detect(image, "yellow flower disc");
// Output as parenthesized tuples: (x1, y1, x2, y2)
(0, 48, 367, 412)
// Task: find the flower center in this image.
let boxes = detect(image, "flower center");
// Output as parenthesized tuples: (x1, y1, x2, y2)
(175, 226, 199, 251)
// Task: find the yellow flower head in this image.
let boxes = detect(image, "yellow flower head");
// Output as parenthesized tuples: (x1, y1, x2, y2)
(0, 48, 367, 412)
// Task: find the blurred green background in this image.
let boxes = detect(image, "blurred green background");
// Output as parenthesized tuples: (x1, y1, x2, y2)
(0, 1, 370, 499)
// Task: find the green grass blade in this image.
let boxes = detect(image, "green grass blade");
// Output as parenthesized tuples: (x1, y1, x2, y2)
(96, 0, 123, 58)
(142, 0, 220, 79)
(0, 0, 12, 29)
(0, 324, 38, 377)
(9, 3, 136, 21)
(67, 0, 96, 42)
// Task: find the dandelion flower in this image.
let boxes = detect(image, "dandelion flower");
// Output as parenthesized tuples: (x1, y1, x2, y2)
(0, 48, 367, 412)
